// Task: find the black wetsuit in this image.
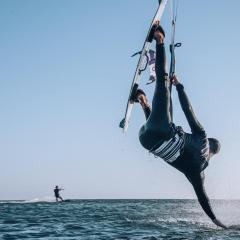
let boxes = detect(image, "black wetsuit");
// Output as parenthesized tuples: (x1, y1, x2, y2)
(54, 188, 63, 201)
(139, 43, 216, 221)
(54, 188, 60, 198)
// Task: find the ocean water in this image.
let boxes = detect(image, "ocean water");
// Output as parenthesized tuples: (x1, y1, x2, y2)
(1, 199, 240, 240)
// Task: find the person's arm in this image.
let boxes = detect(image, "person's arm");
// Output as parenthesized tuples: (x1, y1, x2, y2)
(186, 172, 227, 229)
(172, 76, 204, 134)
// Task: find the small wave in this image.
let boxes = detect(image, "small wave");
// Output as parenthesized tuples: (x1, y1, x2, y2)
(228, 224, 240, 230)
(0, 200, 24, 204)
(124, 216, 214, 230)
(142, 236, 158, 240)
(23, 197, 55, 203)
(3, 219, 18, 224)
(64, 224, 85, 230)
(0, 196, 56, 204)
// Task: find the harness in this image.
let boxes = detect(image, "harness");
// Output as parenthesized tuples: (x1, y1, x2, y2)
(150, 125, 185, 163)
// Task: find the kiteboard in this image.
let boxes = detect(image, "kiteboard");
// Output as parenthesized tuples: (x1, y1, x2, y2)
(119, 0, 168, 132)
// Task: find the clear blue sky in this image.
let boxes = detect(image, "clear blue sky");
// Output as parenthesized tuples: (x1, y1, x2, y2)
(0, 0, 240, 200)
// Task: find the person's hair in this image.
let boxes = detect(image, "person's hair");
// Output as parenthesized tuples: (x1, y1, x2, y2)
(208, 138, 221, 155)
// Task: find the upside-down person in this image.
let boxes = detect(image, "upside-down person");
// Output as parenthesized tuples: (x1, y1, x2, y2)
(133, 21, 227, 229)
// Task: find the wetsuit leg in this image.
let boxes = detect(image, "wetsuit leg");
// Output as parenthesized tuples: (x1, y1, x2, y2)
(176, 84, 204, 134)
(139, 44, 173, 150)
(145, 43, 173, 134)
(140, 102, 151, 120)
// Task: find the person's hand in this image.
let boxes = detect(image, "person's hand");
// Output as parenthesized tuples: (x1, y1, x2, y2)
(212, 218, 228, 229)
(171, 75, 180, 86)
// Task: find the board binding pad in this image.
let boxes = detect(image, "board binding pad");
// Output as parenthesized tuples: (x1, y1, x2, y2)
(120, 0, 168, 132)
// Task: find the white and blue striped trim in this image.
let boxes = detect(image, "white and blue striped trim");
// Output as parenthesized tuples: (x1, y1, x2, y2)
(150, 133, 184, 163)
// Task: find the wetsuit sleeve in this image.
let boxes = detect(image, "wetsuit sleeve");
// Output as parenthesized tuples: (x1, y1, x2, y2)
(186, 172, 216, 220)
(176, 84, 204, 134)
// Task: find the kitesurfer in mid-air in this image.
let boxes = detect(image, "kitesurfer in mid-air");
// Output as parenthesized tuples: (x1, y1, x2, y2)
(133, 21, 227, 229)
(54, 186, 64, 202)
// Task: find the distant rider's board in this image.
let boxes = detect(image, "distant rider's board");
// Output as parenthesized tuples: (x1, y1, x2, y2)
(120, 0, 168, 132)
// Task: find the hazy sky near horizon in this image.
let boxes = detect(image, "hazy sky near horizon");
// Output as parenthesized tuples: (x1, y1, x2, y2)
(1, 0, 240, 200)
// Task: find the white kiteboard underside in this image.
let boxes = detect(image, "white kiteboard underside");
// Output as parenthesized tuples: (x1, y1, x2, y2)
(122, 0, 168, 132)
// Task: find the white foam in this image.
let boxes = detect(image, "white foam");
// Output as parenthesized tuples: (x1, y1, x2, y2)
(0, 196, 56, 204)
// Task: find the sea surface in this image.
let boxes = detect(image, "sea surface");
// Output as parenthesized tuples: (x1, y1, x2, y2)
(1, 199, 240, 240)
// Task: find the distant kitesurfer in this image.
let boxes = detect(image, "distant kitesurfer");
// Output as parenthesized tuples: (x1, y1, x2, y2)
(54, 186, 64, 202)
(134, 21, 227, 229)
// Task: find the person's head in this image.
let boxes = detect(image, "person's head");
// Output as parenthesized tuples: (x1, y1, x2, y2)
(55, 185, 59, 189)
(208, 138, 221, 156)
